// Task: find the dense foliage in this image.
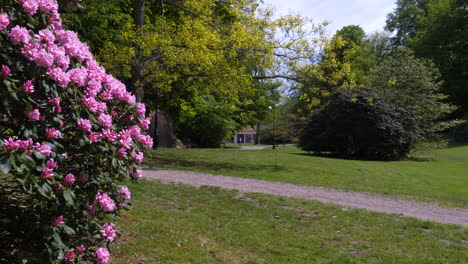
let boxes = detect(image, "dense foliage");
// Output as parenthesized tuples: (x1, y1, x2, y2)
(386, 0, 468, 113)
(299, 88, 418, 160)
(368, 48, 458, 140)
(59, 0, 327, 147)
(0, 0, 149, 262)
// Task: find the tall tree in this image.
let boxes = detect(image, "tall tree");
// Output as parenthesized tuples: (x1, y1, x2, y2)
(368, 48, 458, 139)
(385, 0, 468, 113)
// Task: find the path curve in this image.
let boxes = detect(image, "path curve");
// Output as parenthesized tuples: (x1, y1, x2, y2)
(142, 168, 468, 226)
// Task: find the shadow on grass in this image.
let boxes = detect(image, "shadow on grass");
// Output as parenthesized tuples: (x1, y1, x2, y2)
(144, 156, 287, 172)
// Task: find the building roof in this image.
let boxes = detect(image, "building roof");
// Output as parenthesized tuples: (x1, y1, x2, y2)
(239, 126, 256, 133)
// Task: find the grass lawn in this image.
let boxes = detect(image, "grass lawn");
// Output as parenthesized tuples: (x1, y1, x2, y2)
(144, 144, 468, 208)
(113, 180, 468, 263)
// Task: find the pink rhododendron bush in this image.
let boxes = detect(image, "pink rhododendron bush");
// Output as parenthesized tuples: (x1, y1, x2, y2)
(0, 0, 151, 262)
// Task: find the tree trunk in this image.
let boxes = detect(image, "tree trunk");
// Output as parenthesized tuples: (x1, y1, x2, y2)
(255, 123, 261, 144)
(132, 0, 145, 102)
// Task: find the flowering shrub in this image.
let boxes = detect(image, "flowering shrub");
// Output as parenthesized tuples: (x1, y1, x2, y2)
(0, 0, 151, 262)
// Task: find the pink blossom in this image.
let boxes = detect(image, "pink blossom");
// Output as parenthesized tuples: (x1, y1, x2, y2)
(95, 192, 115, 212)
(100, 90, 113, 101)
(9, 25, 31, 45)
(68, 67, 88, 87)
(62, 153, 68, 159)
(33, 142, 52, 156)
(131, 150, 144, 164)
(41, 168, 54, 179)
(55, 29, 92, 62)
(135, 103, 146, 117)
(3, 137, 19, 151)
(47, 66, 70, 87)
(76, 245, 86, 253)
(24, 109, 41, 121)
(118, 130, 133, 149)
(102, 129, 117, 142)
(21, 42, 40, 61)
(33, 28, 55, 44)
(129, 125, 141, 137)
(33, 48, 54, 67)
(22, 80, 35, 93)
(57, 184, 63, 192)
(1, 65, 11, 78)
(38, 0, 59, 15)
(0, 13, 10, 31)
(100, 222, 116, 242)
(88, 132, 101, 143)
(119, 186, 131, 200)
(118, 203, 124, 209)
(64, 173, 75, 186)
(95, 247, 110, 264)
(82, 96, 106, 114)
(116, 148, 127, 157)
(49, 45, 70, 70)
(47, 159, 57, 169)
(98, 113, 112, 128)
(137, 134, 153, 148)
(51, 215, 64, 227)
(48, 97, 62, 113)
(86, 78, 102, 97)
(18, 138, 33, 151)
(131, 169, 142, 180)
(20, 0, 39, 15)
(46, 128, 60, 139)
(77, 119, 92, 132)
(140, 117, 150, 130)
(64, 249, 75, 262)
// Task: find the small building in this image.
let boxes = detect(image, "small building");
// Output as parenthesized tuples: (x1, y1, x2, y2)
(233, 126, 258, 144)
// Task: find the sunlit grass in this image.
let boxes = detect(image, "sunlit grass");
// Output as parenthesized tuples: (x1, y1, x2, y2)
(113, 181, 468, 263)
(144, 144, 468, 208)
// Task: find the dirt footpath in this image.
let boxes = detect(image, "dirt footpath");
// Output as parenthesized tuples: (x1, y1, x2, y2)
(142, 168, 468, 226)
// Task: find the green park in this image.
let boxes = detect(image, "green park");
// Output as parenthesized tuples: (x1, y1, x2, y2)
(0, 0, 467, 263)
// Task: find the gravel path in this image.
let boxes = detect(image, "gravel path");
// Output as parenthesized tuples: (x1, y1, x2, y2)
(142, 168, 468, 226)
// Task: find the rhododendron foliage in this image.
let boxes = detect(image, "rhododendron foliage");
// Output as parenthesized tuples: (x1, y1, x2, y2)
(0, 0, 150, 262)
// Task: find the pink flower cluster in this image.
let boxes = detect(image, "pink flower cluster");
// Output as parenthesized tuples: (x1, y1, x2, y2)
(77, 118, 92, 132)
(3, 137, 33, 152)
(46, 127, 60, 139)
(0, 13, 10, 31)
(22, 80, 35, 93)
(119, 186, 131, 200)
(95, 247, 110, 264)
(131, 168, 142, 180)
(64, 173, 75, 186)
(100, 222, 116, 242)
(33, 142, 52, 156)
(51, 215, 64, 227)
(24, 109, 41, 121)
(95, 192, 115, 212)
(64, 249, 75, 262)
(1, 65, 11, 78)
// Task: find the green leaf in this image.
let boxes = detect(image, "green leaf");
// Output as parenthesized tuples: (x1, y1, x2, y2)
(61, 225, 76, 235)
(63, 189, 75, 206)
(41, 183, 52, 197)
(21, 154, 36, 168)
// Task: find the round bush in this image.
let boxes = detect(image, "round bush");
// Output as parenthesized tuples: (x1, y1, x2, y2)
(0, 0, 150, 263)
(298, 88, 418, 160)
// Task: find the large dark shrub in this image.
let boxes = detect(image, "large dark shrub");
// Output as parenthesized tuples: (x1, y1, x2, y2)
(299, 88, 418, 160)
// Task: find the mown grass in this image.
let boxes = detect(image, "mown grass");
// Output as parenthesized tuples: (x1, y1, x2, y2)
(144, 144, 468, 208)
(113, 181, 468, 264)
